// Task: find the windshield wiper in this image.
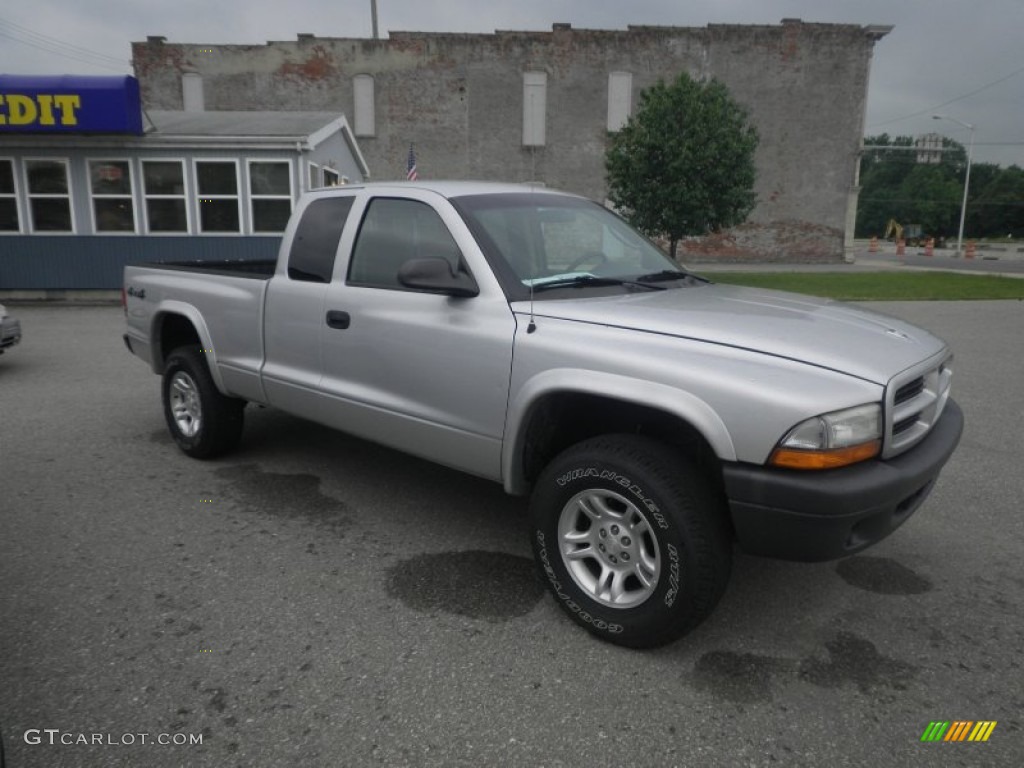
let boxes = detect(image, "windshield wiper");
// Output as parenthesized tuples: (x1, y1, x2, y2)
(530, 275, 665, 292)
(634, 270, 703, 284)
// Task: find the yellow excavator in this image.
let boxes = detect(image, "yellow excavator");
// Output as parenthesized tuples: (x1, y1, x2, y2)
(884, 219, 923, 246)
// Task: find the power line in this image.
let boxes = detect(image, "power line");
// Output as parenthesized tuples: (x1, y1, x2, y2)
(0, 16, 126, 64)
(868, 62, 1024, 130)
(0, 16, 129, 71)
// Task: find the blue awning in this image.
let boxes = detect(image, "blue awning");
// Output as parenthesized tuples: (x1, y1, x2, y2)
(0, 75, 142, 135)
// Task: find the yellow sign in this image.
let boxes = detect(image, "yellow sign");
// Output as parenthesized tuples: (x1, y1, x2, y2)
(0, 94, 81, 126)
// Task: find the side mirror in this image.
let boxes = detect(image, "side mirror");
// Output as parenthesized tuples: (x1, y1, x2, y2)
(398, 258, 479, 298)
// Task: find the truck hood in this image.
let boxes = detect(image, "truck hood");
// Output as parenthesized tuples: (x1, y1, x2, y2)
(514, 283, 948, 384)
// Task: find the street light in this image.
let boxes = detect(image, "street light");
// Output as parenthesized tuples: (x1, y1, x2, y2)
(932, 114, 975, 256)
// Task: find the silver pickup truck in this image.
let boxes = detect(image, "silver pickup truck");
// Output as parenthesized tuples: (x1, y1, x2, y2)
(124, 181, 962, 648)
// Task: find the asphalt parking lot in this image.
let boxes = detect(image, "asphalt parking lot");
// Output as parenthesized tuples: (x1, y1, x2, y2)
(1, 301, 1022, 768)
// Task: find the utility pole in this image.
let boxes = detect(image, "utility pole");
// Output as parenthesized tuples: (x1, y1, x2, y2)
(371, 0, 379, 40)
(933, 115, 975, 257)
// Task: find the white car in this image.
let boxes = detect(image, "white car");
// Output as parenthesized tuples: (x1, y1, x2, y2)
(0, 303, 21, 354)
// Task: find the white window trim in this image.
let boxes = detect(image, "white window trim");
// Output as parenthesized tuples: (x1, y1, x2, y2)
(307, 161, 321, 191)
(0, 157, 23, 234)
(607, 71, 633, 132)
(353, 74, 376, 138)
(523, 71, 548, 147)
(141, 158, 192, 236)
(193, 158, 242, 236)
(322, 167, 341, 187)
(247, 158, 294, 234)
(23, 156, 75, 234)
(86, 158, 138, 235)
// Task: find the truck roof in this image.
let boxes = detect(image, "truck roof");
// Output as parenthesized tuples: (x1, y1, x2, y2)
(311, 180, 575, 200)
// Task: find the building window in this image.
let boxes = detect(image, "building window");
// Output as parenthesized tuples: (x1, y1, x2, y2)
(195, 160, 240, 233)
(25, 158, 73, 232)
(308, 162, 320, 190)
(607, 72, 633, 132)
(523, 72, 547, 147)
(353, 74, 375, 137)
(142, 160, 189, 233)
(323, 168, 340, 187)
(88, 159, 136, 233)
(0, 159, 19, 232)
(248, 160, 292, 233)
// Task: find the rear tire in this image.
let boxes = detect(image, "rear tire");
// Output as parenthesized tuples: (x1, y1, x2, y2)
(162, 345, 245, 459)
(530, 434, 732, 648)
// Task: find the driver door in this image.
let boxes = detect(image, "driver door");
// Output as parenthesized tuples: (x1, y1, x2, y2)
(317, 193, 517, 480)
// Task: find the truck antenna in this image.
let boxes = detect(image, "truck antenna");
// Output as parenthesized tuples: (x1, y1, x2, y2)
(527, 280, 536, 333)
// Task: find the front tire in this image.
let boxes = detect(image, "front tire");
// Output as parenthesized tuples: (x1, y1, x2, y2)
(162, 345, 245, 459)
(530, 435, 732, 648)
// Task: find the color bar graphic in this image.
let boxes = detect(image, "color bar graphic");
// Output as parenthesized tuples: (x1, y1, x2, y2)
(968, 722, 997, 742)
(921, 721, 996, 742)
(921, 721, 949, 742)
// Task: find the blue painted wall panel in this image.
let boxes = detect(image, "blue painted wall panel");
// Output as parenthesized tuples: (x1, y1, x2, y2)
(0, 236, 281, 289)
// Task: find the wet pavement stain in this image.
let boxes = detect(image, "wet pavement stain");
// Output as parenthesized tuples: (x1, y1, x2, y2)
(213, 464, 347, 527)
(693, 651, 791, 703)
(386, 550, 544, 621)
(203, 687, 228, 713)
(836, 556, 933, 595)
(798, 631, 917, 692)
(693, 632, 917, 703)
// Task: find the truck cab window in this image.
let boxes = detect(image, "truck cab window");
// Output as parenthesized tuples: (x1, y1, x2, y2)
(287, 196, 355, 283)
(349, 198, 463, 289)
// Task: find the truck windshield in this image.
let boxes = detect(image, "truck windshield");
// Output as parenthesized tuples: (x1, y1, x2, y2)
(451, 192, 685, 300)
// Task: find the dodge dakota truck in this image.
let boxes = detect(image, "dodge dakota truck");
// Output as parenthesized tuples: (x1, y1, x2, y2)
(123, 181, 962, 648)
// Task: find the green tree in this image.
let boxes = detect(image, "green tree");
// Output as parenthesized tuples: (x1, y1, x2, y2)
(898, 165, 961, 236)
(857, 134, 965, 239)
(856, 135, 1024, 241)
(972, 165, 1024, 238)
(605, 73, 759, 258)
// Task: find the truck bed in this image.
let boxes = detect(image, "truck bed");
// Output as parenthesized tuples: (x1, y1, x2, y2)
(123, 261, 273, 402)
(136, 259, 277, 279)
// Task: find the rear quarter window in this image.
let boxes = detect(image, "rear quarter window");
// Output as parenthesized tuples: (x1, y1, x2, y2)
(287, 196, 355, 282)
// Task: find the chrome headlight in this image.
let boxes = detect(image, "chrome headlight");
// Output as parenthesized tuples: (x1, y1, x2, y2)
(770, 403, 882, 470)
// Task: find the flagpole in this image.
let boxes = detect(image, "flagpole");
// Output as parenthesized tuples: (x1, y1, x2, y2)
(406, 143, 418, 181)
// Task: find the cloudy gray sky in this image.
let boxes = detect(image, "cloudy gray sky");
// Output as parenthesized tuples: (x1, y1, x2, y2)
(2, 0, 1021, 166)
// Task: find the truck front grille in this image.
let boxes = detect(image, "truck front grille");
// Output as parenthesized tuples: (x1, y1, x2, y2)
(894, 377, 925, 404)
(884, 355, 953, 458)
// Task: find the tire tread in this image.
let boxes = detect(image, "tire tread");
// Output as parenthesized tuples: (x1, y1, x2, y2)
(162, 345, 245, 459)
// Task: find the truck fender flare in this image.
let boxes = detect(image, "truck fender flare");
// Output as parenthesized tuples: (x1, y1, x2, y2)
(502, 368, 736, 495)
(150, 302, 227, 394)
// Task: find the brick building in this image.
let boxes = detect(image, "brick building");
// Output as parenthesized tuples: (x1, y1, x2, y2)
(132, 20, 891, 262)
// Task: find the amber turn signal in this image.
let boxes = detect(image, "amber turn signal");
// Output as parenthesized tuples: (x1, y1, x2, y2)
(769, 440, 881, 470)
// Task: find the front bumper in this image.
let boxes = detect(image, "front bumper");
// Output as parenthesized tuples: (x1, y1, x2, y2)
(722, 398, 963, 562)
(0, 316, 21, 353)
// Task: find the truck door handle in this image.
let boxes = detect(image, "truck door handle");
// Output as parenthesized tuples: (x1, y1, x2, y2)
(326, 310, 351, 330)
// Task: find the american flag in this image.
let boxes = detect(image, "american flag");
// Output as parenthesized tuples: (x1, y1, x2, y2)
(406, 143, 418, 181)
